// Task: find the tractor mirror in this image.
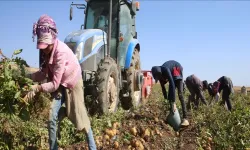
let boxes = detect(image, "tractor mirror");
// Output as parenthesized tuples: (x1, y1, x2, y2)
(70, 6, 73, 20)
(134, 32, 138, 39)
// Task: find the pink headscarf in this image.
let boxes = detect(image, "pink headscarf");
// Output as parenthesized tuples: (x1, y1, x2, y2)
(32, 14, 58, 49)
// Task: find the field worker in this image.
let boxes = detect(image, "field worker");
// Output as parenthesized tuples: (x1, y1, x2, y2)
(185, 74, 208, 110)
(25, 14, 97, 150)
(151, 60, 189, 127)
(209, 76, 234, 111)
(207, 83, 220, 105)
(207, 83, 215, 97)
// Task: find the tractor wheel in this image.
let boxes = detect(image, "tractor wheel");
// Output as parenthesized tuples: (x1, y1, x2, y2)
(95, 57, 120, 114)
(121, 49, 141, 110)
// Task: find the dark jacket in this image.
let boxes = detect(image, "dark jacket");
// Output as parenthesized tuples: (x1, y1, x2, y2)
(209, 76, 234, 96)
(186, 75, 203, 90)
(161, 60, 183, 80)
(152, 60, 183, 103)
(186, 74, 207, 103)
(217, 76, 234, 93)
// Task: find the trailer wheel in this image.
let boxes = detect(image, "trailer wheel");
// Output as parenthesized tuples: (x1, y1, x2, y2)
(121, 49, 142, 110)
(95, 57, 120, 114)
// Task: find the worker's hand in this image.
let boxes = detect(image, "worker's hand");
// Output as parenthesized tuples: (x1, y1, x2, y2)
(31, 84, 41, 93)
(215, 92, 220, 102)
(26, 90, 36, 101)
(171, 102, 177, 113)
(25, 84, 42, 101)
(173, 103, 177, 112)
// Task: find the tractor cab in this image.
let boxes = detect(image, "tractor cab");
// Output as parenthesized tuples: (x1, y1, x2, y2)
(66, 0, 139, 68)
(64, 0, 142, 115)
(84, 0, 119, 59)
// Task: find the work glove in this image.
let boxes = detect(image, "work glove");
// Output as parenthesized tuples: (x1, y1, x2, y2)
(26, 84, 41, 101)
(215, 92, 220, 102)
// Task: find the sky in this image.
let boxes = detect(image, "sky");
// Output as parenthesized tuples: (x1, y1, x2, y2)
(0, 0, 250, 86)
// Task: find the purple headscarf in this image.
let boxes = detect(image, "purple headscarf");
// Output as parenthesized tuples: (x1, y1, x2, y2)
(32, 14, 58, 49)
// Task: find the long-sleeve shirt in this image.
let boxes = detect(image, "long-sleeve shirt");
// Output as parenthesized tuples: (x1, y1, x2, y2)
(31, 39, 82, 93)
(160, 60, 183, 103)
(217, 76, 233, 93)
(186, 74, 206, 101)
(186, 74, 203, 90)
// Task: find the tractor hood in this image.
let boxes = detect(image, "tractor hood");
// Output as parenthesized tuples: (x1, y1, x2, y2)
(64, 29, 107, 47)
(64, 29, 107, 62)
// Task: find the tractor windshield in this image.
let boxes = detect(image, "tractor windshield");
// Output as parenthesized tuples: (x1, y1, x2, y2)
(85, 0, 119, 59)
(85, 1, 109, 31)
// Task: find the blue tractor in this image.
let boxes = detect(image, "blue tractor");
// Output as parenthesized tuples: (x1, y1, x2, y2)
(64, 0, 142, 115)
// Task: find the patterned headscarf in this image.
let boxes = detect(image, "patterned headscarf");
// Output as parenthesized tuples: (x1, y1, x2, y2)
(32, 14, 58, 49)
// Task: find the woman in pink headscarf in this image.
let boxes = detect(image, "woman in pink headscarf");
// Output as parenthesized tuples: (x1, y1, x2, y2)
(26, 14, 96, 150)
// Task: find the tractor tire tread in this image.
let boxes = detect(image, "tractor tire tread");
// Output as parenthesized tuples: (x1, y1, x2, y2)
(95, 57, 119, 114)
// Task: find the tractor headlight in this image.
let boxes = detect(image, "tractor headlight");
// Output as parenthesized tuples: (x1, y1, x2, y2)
(75, 42, 84, 60)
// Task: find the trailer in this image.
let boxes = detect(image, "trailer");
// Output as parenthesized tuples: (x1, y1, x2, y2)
(141, 70, 153, 99)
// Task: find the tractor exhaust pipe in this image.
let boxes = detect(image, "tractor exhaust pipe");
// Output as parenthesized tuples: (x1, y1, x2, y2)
(106, 0, 112, 58)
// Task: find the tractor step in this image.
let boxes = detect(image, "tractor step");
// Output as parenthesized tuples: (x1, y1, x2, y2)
(122, 80, 128, 88)
(122, 80, 129, 97)
(123, 93, 129, 97)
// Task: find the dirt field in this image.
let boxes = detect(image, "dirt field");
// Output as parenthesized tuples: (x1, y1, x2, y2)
(62, 84, 250, 150)
(63, 85, 198, 150)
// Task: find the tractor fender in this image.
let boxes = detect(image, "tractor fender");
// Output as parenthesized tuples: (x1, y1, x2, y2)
(124, 39, 140, 69)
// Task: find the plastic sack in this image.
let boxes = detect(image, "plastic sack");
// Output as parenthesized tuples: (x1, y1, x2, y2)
(166, 108, 181, 131)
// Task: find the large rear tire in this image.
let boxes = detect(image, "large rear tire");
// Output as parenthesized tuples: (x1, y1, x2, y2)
(95, 57, 120, 114)
(121, 49, 142, 110)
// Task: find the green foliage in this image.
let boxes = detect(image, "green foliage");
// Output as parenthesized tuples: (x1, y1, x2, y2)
(152, 84, 250, 149)
(13, 49, 22, 56)
(194, 93, 250, 149)
(0, 49, 51, 149)
(0, 113, 49, 150)
(0, 49, 34, 118)
(58, 118, 86, 147)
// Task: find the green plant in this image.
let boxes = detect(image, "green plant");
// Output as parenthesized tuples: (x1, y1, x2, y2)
(0, 49, 51, 149)
(0, 49, 40, 118)
(194, 93, 250, 149)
